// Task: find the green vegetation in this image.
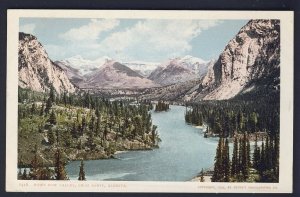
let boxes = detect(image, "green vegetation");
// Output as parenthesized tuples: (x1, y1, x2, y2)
(18, 87, 159, 180)
(185, 98, 279, 183)
(185, 99, 279, 138)
(154, 101, 169, 112)
(211, 134, 279, 182)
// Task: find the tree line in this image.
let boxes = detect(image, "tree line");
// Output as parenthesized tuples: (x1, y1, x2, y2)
(185, 99, 279, 137)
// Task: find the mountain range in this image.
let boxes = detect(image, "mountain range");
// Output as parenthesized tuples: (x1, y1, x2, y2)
(18, 19, 280, 101)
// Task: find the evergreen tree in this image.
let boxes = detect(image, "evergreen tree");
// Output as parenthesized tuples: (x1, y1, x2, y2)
(22, 168, 28, 180)
(212, 138, 224, 182)
(39, 167, 53, 180)
(78, 160, 86, 181)
(151, 125, 157, 145)
(31, 103, 36, 115)
(40, 103, 44, 116)
(200, 168, 205, 182)
(231, 136, 239, 178)
(48, 128, 55, 145)
(49, 86, 55, 103)
(252, 134, 261, 170)
(29, 145, 40, 180)
(241, 133, 249, 180)
(18, 168, 22, 179)
(54, 149, 68, 180)
(223, 138, 230, 182)
(45, 97, 52, 114)
(259, 140, 266, 175)
(48, 110, 57, 125)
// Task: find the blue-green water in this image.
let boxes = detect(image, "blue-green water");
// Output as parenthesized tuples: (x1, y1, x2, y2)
(66, 105, 219, 181)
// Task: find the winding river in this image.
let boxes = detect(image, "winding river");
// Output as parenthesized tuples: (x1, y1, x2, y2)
(66, 105, 219, 181)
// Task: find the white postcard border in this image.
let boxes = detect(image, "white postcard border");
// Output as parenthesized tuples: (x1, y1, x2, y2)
(6, 10, 294, 193)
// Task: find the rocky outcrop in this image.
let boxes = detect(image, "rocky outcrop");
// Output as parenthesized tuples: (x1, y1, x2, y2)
(199, 19, 280, 100)
(18, 32, 76, 94)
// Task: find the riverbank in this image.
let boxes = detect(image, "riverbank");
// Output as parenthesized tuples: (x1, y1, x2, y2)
(66, 105, 218, 181)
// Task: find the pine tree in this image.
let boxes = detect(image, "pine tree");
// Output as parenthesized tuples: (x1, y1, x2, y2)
(48, 110, 57, 125)
(231, 136, 239, 178)
(54, 149, 68, 180)
(39, 167, 53, 180)
(22, 168, 28, 180)
(31, 103, 36, 115)
(78, 160, 86, 181)
(223, 138, 230, 182)
(49, 86, 55, 103)
(241, 133, 249, 180)
(252, 133, 261, 170)
(18, 168, 23, 180)
(86, 130, 95, 150)
(212, 138, 223, 182)
(259, 140, 266, 175)
(238, 137, 243, 178)
(40, 103, 44, 116)
(200, 168, 205, 182)
(29, 145, 40, 180)
(45, 97, 52, 114)
(48, 128, 55, 145)
(246, 133, 251, 170)
(151, 125, 157, 145)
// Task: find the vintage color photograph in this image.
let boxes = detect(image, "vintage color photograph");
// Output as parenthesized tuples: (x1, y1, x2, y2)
(6, 10, 293, 193)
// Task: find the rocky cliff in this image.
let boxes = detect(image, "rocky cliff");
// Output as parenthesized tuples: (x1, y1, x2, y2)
(198, 19, 280, 100)
(18, 32, 76, 94)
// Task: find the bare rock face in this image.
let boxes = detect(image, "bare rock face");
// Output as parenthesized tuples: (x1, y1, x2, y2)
(18, 33, 76, 94)
(200, 19, 280, 100)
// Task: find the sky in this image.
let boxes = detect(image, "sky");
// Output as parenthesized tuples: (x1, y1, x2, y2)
(19, 18, 248, 62)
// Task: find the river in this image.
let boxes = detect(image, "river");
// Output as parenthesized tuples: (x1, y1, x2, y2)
(66, 105, 219, 181)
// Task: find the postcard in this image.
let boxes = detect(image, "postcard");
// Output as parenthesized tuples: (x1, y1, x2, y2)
(6, 10, 293, 193)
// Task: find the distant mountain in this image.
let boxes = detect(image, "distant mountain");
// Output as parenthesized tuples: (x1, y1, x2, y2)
(80, 60, 159, 89)
(58, 56, 159, 77)
(59, 55, 112, 76)
(18, 32, 76, 94)
(55, 61, 85, 84)
(122, 61, 160, 77)
(184, 19, 280, 101)
(148, 56, 209, 86)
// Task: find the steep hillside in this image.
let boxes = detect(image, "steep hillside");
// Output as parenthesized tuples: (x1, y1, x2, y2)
(18, 32, 76, 94)
(187, 19, 280, 100)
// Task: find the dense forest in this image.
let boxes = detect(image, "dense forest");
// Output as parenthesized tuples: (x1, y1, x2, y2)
(185, 97, 280, 182)
(212, 134, 279, 182)
(154, 101, 170, 112)
(18, 87, 159, 180)
(184, 98, 279, 138)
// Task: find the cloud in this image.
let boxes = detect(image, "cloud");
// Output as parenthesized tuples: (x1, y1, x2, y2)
(59, 19, 120, 41)
(52, 19, 222, 61)
(95, 19, 222, 61)
(19, 23, 36, 34)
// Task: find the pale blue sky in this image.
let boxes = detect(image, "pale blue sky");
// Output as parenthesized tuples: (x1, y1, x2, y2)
(19, 18, 248, 62)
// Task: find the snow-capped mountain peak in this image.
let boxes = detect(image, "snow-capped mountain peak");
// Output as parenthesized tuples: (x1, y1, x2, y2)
(60, 55, 113, 76)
